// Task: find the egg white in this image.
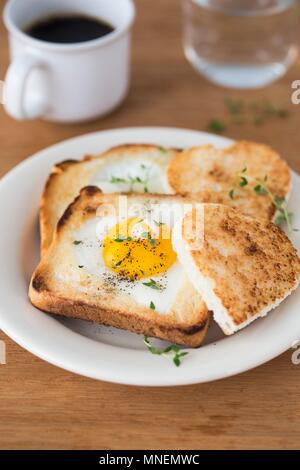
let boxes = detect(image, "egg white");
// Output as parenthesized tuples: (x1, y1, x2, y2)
(89, 158, 173, 194)
(72, 204, 187, 315)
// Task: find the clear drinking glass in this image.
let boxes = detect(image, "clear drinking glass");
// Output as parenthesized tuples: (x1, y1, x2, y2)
(183, 0, 300, 88)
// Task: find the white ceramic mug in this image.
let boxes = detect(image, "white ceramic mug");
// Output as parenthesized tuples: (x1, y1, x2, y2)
(3, 0, 136, 122)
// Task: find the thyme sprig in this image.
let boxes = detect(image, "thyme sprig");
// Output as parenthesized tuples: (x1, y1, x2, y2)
(110, 165, 150, 193)
(208, 99, 289, 133)
(143, 336, 189, 367)
(207, 119, 226, 134)
(114, 235, 132, 243)
(141, 230, 157, 246)
(142, 279, 164, 291)
(229, 168, 296, 233)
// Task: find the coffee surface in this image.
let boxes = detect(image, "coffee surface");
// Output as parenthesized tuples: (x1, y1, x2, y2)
(25, 15, 114, 44)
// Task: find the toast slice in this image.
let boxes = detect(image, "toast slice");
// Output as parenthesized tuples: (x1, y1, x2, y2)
(172, 204, 300, 335)
(40, 144, 177, 254)
(30, 188, 210, 347)
(168, 141, 291, 222)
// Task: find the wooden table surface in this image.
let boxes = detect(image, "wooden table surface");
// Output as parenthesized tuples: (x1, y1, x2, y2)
(1, 0, 300, 450)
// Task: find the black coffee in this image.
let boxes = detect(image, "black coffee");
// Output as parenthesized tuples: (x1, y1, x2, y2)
(25, 15, 114, 44)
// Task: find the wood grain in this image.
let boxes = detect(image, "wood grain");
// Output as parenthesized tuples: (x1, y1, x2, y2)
(0, 0, 300, 450)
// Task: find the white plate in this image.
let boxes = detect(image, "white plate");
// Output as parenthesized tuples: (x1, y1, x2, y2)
(0, 127, 299, 386)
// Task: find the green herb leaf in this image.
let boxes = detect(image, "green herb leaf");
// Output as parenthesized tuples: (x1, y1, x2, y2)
(141, 231, 151, 239)
(164, 344, 180, 353)
(173, 351, 189, 367)
(274, 212, 286, 226)
(219, 98, 290, 130)
(110, 172, 150, 192)
(253, 182, 268, 195)
(274, 195, 285, 206)
(143, 279, 164, 291)
(150, 301, 155, 310)
(110, 176, 127, 184)
(130, 176, 142, 183)
(143, 336, 189, 367)
(233, 168, 296, 233)
(73, 240, 82, 245)
(112, 259, 123, 268)
(225, 98, 244, 116)
(254, 184, 261, 193)
(173, 356, 181, 367)
(229, 189, 235, 199)
(277, 109, 288, 118)
(239, 176, 248, 187)
(114, 236, 132, 243)
(158, 146, 167, 153)
(141, 230, 157, 246)
(208, 119, 226, 134)
(252, 101, 289, 126)
(254, 116, 264, 126)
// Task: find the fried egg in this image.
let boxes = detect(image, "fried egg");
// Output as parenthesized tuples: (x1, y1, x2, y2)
(72, 201, 189, 314)
(89, 148, 175, 194)
(41, 145, 177, 254)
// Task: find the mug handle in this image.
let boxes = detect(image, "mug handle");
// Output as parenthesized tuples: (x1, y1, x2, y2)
(4, 55, 49, 120)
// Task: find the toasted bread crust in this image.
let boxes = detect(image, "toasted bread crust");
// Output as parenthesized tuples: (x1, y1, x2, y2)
(40, 144, 178, 255)
(29, 282, 210, 347)
(31, 189, 210, 347)
(168, 141, 291, 222)
(173, 204, 300, 334)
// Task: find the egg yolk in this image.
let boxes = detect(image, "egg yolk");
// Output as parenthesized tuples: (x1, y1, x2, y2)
(103, 218, 177, 280)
